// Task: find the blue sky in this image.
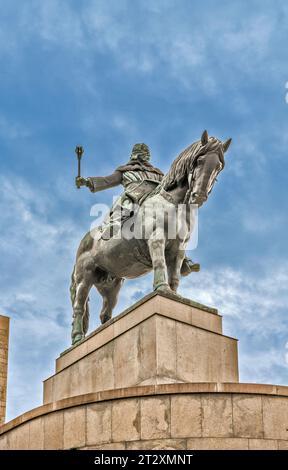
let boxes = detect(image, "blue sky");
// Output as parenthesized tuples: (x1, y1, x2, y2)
(1, 0, 288, 421)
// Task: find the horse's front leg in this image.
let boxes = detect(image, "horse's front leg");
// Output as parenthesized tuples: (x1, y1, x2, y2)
(167, 246, 185, 293)
(148, 236, 171, 293)
(71, 263, 95, 345)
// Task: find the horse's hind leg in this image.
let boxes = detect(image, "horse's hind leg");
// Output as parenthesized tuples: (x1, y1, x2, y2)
(71, 264, 95, 345)
(95, 276, 123, 324)
(167, 246, 185, 293)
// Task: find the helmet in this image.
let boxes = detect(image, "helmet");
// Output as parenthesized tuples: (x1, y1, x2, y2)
(130, 143, 150, 161)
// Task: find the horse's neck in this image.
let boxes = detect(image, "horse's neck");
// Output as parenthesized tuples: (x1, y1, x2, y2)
(166, 180, 189, 204)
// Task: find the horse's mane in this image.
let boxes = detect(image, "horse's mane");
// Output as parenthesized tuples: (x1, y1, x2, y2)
(155, 137, 225, 192)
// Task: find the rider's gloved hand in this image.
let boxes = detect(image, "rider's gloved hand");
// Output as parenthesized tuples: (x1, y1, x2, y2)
(75, 177, 93, 190)
(75, 176, 87, 188)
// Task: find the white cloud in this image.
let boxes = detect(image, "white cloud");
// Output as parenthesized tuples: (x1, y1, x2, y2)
(219, 15, 274, 57)
(0, 177, 76, 256)
(21, 0, 85, 48)
(181, 265, 288, 330)
(1, 1, 283, 94)
(0, 115, 31, 140)
(285, 342, 288, 365)
(242, 211, 284, 234)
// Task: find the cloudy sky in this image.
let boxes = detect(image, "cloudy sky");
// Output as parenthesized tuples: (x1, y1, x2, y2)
(1, 0, 288, 421)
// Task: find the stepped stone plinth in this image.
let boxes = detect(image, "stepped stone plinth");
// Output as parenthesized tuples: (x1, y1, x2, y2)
(43, 291, 238, 403)
(1, 292, 288, 451)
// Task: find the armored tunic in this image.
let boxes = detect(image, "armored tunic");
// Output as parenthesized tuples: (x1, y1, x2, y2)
(88, 161, 163, 238)
(89, 161, 163, 199)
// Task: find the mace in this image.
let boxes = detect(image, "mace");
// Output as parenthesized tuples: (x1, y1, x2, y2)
(75, 145, 84, 189)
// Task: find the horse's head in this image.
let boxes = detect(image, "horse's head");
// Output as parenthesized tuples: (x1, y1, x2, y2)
(189, 130, 232, 206)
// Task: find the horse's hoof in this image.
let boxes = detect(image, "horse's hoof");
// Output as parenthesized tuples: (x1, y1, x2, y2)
(100, 314, 111, 324)
(72, 333, 84, 345)
(155, 284, 172, 294)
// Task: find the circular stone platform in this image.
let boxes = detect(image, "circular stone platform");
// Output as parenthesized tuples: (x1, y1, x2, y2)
(1, 382, 288, 450)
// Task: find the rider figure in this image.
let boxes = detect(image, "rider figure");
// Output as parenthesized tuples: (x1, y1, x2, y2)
(76, 143, 200, 276)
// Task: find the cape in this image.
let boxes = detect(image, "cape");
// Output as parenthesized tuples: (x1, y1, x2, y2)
(115, 160, 164, 176)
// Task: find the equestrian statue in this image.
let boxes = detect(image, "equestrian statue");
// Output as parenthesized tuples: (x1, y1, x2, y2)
(71, 130, 232, 344)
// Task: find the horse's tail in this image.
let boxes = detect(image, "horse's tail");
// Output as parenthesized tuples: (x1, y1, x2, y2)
(70, 265, 77, 306)
(70, 265, 90, 336)
(82, 298, 90, 336)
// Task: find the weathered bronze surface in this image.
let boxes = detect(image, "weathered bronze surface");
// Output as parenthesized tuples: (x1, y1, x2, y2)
(71, 131, 232, 344)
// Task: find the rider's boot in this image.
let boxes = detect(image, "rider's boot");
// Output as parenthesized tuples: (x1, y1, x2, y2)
(180, 257, 200, 277)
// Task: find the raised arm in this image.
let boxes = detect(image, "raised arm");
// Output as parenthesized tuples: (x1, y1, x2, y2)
(76, 171, 122, 192)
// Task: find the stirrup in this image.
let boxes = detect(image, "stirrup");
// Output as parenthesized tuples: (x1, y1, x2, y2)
(181, 259, 200, 277)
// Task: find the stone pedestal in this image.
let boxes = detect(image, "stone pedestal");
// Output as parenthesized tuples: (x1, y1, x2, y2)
(1, 292, 288, 450)
(43, 291, 238, 403)
(0, 315, 9, 425)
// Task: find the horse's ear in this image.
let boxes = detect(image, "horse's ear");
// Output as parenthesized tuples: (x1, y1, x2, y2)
(201, 130, 209, 146)
(223, 138, 232, 153)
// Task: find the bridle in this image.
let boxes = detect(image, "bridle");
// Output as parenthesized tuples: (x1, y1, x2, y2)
(184, 148, 224, 204)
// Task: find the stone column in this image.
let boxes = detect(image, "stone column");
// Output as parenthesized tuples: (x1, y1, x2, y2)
(0, 315, 9, 425)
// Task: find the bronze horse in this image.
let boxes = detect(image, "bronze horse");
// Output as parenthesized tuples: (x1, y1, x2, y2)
(70, 131, 232, 344)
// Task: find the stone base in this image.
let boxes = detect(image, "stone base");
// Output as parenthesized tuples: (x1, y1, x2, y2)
(1, 292, 287, 450)
(43, 291, 239, 403)
(1, 383, 288, 450)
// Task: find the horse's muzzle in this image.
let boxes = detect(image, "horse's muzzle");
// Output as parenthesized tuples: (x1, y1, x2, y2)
(190, 192, 207, 206)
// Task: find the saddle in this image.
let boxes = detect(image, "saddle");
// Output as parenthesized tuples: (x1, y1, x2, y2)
(125, 179, 160, 205)
(99, 180, 160, 241)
